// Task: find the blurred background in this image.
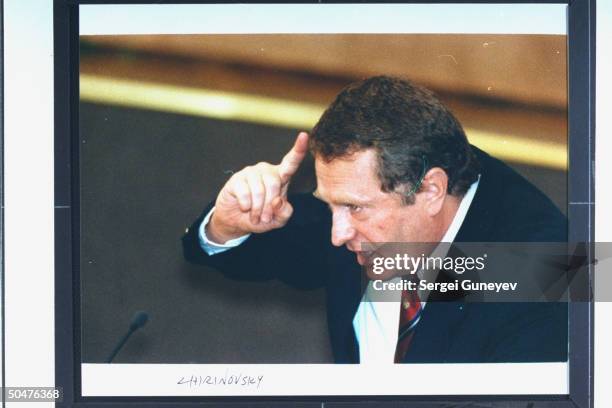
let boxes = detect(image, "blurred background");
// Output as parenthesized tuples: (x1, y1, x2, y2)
(79, 34, 567, 363)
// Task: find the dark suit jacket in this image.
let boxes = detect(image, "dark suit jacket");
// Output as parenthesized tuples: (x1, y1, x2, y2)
(182, 147, 568, 363)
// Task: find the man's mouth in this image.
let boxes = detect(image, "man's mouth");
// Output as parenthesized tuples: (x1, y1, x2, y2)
(354, 250, 374, 266)
(346, 243, 380, 266)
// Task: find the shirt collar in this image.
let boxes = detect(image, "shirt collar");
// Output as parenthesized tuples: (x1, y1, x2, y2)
(440, 175, 480, 243)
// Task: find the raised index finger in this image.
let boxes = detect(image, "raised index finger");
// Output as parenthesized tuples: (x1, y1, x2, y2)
(278, 132, 309, 182)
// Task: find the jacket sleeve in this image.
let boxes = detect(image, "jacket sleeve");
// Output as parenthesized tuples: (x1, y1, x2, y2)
(182, 193, 331, 290)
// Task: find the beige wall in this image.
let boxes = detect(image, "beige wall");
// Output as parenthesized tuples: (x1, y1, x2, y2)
(83, 34, 567, 109)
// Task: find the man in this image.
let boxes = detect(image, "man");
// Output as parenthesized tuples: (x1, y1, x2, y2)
(183, 76, 567, 363)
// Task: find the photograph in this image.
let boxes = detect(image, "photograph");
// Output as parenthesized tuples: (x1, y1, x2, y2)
(79, 21, 568, 367)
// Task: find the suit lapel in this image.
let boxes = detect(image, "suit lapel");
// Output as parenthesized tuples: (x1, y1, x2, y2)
(404, 302, 466, 362)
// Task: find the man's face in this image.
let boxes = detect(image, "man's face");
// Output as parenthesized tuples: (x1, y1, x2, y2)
(314, 149, 437, 278)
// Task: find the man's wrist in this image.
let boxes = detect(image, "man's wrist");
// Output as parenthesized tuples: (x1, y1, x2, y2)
(206, 213, 247, 244)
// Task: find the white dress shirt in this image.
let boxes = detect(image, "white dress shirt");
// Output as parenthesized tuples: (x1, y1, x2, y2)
(198, 177, 480, 364)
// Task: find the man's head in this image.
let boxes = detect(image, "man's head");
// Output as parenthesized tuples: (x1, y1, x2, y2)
(309, 76, 479, 273)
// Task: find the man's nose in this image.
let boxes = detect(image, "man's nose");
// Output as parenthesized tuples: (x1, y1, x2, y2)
(331, 211, 356, 247)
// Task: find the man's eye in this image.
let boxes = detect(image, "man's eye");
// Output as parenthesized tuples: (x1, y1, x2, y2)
(347, 204, 363, 213)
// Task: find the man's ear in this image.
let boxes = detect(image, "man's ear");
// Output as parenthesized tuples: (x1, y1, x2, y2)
(418, 167, 448, 216)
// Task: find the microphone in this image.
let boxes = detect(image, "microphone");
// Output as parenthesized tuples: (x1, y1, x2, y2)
(106, 311, 149, 363)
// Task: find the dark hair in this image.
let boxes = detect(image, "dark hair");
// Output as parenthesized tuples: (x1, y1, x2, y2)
(310, 76, 480, 204)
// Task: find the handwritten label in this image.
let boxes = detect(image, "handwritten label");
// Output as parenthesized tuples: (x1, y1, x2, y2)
(177, 372, 264, 389)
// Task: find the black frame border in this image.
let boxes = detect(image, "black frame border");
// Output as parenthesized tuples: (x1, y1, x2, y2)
(53, 1, 596, 407)
(0, 0, 5, 404)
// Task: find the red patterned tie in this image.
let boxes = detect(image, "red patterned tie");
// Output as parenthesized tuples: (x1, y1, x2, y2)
(394, 288, 423, 363)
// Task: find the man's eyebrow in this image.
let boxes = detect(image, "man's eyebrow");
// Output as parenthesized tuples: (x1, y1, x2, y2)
(313, 189, 371, 206)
